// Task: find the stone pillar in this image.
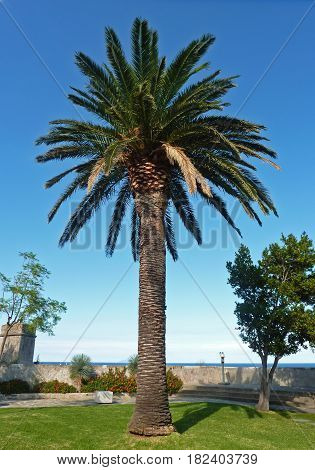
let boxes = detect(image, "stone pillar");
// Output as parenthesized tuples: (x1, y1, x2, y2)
(0, 324, 36, 364)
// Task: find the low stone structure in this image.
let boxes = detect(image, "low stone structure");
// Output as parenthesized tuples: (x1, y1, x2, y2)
(0, 324, 36, 365)
(94, 390, 113, 404)
(0, 364, 314, 390)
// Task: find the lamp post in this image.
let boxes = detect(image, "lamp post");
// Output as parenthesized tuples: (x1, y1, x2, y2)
(219, 351, 225, 384)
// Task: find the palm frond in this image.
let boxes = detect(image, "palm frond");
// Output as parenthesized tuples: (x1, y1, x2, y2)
(197, 188, 242, 237)
(169, 177, 202, 244)
(164, 207, 178, 261)
(131, 18, 158, 81)
(58, 172, 125, 246)
(87, 158, 105, 192)
(45, 161, 95, 189)
(130, 203, 140, 261)
(106, 181, 131, 256)
(160, 34, 215, 105)
(162, 143, 212, 197)
(36, 143, 96, 162)
(48, 172, 88, 223)
(105, 27, 136, 98)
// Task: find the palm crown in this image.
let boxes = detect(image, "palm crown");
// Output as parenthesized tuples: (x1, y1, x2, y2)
(36, 18, 278, 260)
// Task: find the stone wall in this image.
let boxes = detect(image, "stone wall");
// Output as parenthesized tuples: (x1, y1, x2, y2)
(0, 364, 314, 390)
(0, 324, 36, 365)
(167, 366, 315, 389)
(0, 364, 108, 387)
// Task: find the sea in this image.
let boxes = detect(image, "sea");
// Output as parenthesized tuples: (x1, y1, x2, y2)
(40, 362, 315, 368)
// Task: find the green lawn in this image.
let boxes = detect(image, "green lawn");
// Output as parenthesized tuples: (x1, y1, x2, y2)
(0, 402, 314, 450)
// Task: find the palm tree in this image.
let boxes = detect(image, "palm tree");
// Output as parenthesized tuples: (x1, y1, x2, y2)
(36, 18, 278, 436)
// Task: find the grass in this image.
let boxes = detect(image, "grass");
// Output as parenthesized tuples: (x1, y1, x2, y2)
(0, 402, 315, 450)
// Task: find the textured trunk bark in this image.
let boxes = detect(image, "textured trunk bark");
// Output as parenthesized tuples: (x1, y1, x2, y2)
(256, 363, 270, 411)
(256, 356, 280, 412)
(128, 191, 175, 436)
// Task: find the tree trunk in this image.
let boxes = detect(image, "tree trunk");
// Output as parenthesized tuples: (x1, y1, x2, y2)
(128, 191, 175, 436)
(256, 361, 270, 411)
(269, 356, 280, 385)
(256, 355, 280, 412)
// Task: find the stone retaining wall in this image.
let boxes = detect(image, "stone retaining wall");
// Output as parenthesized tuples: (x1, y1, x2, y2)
(0, 364, 314, 390)
(0, 364, 108, 387)
(167, 366, 315, 389)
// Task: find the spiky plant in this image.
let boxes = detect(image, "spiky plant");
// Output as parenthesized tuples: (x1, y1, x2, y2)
(69, 354, 94, 391)
(36, 19, 278, 435)
(127, 354, 139, 376)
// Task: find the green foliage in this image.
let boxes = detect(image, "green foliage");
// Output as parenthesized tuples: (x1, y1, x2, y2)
(0, 379, 30, 394)
(36, 18, 278, 259)
(166, 369, 183, 395)
(0, 252, 66, 352)
(34, 380, 77, 394)
(69, 354, 94, 382)
(127, 354, 138, 375)
(81, 367, 137, 394)
(227, 233, 315, 363)
(80, 367, 183, 396)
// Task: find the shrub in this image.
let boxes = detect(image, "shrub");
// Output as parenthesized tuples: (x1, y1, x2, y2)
(127, 354, 138, 375)
(69, 354, 94, 391)
(166, 369, 183, 395)
(81, 367, 183, 395)
(0, 379, 31, 394)
(81, 367, 137, 394)
(34, 380, 77, 394)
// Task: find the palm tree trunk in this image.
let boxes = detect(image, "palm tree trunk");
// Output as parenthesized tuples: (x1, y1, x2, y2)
(128, 190, 175, 436)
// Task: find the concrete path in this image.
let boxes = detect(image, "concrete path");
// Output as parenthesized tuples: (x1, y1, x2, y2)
(1, 393, 315, 414)
(0, 394, 133, 409)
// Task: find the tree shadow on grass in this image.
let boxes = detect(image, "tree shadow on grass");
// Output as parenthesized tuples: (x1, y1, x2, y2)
(173, 402, 294, 434)
(173, 402, 262, 434)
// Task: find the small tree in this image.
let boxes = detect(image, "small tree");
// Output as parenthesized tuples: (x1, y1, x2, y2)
(127, 354, 138, 376)
(227, 234, 315, 411)
(0, 252, 66, 362)
(69, 354, 94, 391)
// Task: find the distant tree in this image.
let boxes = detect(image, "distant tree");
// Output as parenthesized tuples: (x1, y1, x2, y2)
(227, 234, 315, 411)
(127, 354, 139, 375)
(69, 354, 94, 391)
(0, 252, 66, 362)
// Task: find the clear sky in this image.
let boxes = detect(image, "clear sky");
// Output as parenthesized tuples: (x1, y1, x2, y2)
(0, 0, 314, 364)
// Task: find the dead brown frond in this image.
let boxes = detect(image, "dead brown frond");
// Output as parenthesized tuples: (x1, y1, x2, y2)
(87, 159, 105, 192)
(162, 143, 212, 197)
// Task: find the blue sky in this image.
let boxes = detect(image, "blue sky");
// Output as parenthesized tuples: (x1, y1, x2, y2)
(0, 0, 314, 363)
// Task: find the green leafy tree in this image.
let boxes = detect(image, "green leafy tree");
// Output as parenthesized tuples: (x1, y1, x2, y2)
(0, 252, 66, 362)
(227, 234, 315, 411)
(36, 19, 278, 435)
(69, 354, 94, 391)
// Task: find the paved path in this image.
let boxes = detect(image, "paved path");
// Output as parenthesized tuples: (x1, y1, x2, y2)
(0, 395, 133, 408)
(0, 398, 97, 408)
(1, 394, 315, 414)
